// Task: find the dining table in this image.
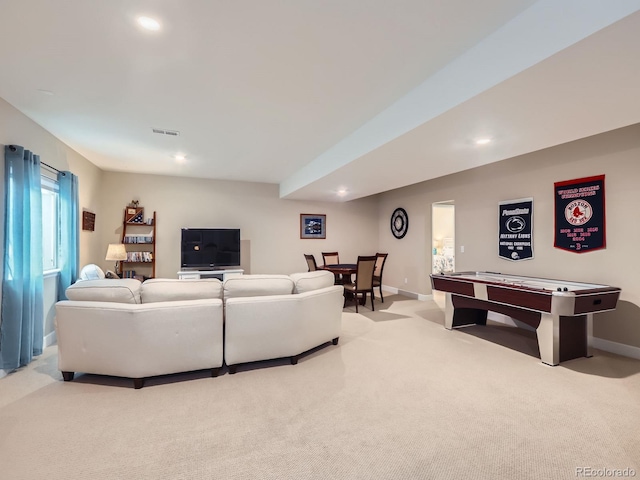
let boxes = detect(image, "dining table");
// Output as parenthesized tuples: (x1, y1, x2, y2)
(322, 263, 369, 306)
(321, 263, 356, 275)
(321, 263, 356, 284)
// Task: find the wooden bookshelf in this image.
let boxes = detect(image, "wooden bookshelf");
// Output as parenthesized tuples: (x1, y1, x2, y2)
(119, 207, 156, 279)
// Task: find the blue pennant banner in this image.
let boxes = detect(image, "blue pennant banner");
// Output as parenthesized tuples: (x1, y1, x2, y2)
(498, 198, 533, 261)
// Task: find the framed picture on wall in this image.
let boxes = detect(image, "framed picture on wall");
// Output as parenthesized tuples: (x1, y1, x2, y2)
(82, 211, 96, 231)
(300, 214, 326, 239)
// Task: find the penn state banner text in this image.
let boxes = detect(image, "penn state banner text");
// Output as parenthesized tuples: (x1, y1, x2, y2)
(499, 198, 533, 261)
(554, 175, 605, 253)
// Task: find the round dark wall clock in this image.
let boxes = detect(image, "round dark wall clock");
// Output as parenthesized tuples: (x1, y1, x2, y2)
(390, 208, 409, 239)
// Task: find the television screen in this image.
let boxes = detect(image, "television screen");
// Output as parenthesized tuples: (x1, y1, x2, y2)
(181, 228, 240, 268)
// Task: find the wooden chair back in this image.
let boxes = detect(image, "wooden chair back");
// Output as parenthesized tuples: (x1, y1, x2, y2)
(322, 252, 340, 266)
(304, 254, 317, 272)
(355, 256, 377, 291)
(374, 253, 388, 280)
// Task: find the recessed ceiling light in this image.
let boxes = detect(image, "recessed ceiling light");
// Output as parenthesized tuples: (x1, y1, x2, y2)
(174, 154, 186, 162)
(137, 16, 161, 31)
(475, 138, 492, 145)
(37, 89, 55, 96)
(337, 189, 348, 197)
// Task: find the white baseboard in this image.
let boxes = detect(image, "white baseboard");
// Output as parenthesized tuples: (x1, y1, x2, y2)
(487, 312, 640, 360)
(592, 337, 640, 360)
(382, 285, 432, 302)
(488, 312, 535, 331)
(43, 331, 57, 349)
(0, 369, 7, 379)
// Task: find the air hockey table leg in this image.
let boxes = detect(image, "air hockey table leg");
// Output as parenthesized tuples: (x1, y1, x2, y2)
(537, 313, 560, 366)
(444, 293, 454, 329)
(585, 313, 594, 358)
(444, 293, 488, 329)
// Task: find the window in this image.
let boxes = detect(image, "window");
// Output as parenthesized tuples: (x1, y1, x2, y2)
(41, 175, 59, 272)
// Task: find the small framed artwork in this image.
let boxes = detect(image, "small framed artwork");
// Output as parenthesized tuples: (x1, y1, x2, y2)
(82, 211, 96, 231)
(300, 214, 326, 239)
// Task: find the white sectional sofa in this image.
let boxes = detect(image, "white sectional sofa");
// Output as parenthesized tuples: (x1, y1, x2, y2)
(55, 278, 224, 389)
(54, 271, 344, 387)
(223, 271, 344, 373)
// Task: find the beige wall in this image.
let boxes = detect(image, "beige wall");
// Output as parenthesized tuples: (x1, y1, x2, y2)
(378, 123, 640, 347)
(96, 172, 379, 278)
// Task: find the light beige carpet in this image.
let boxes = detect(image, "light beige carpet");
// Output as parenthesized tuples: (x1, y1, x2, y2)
(1, 295, 639, 480)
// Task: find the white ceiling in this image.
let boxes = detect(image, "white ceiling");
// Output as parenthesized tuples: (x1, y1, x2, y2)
(1, 1, 639, 202)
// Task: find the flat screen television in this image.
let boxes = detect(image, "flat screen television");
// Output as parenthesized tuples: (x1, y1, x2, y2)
(181, 228, 240, 269)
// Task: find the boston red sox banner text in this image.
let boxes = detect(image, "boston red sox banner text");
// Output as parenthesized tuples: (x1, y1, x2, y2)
(554, 175, 605, 253)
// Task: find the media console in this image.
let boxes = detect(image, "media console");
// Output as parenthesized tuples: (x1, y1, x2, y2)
(177, 269, 244, 281)
(430, 271, 621, 366)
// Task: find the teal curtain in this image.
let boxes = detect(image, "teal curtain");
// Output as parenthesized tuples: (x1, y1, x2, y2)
(1, 145, 44, 371)
(57, 171, 79, 300)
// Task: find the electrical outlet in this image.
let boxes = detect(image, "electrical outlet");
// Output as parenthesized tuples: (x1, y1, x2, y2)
(460, 245, 465, 253)
(404, 277, 408, 284)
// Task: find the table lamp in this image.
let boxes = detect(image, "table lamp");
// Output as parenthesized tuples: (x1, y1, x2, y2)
(105, 243, 127, 273)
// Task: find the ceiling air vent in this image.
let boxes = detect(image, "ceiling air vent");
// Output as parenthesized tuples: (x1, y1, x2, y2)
(152, 128, 180, 136)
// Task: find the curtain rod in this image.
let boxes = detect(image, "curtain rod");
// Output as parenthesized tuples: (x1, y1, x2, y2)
(7, 146, 65, 175)
(41, 162, 61, 174)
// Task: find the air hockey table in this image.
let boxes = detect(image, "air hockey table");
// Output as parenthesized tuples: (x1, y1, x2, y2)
(430, 272, 621, 366)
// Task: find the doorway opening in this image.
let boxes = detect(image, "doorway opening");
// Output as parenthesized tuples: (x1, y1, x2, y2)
(431, 201, 455, 275)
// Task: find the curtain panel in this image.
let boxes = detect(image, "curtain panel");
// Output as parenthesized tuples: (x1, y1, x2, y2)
(57, 171, 79, 300)
(1, 145, 44, 371)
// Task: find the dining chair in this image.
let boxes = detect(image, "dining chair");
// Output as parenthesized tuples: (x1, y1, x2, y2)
(373, 253, 388, 303)
(343, 255, 377, 313)
(321, 252, 340, 266)
(322, 251, 341, 283)
(304, 254, 318, 272)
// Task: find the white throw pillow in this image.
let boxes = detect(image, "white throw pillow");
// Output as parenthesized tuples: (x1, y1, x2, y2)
(78, 264, 105, 281)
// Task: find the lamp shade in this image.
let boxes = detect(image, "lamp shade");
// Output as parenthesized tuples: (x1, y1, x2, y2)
(105, 243, 127, 261)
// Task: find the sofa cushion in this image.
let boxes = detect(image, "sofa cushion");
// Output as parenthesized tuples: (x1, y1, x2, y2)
(141, 278, 223, 303)
(65, 279, 142, 304)
(223, 275, 294, 299)
(290, 270, 335, 294)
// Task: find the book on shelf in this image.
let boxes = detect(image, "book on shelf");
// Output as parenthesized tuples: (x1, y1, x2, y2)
(125, 251, 153, 262)
(124, 235, 154, 244)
